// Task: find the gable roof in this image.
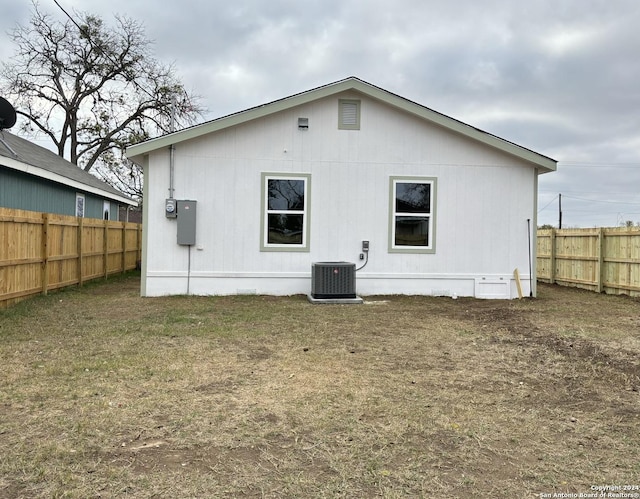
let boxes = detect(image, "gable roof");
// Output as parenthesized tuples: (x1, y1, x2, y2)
(0, 131, 136, 206)
(126, 76, 557, 173)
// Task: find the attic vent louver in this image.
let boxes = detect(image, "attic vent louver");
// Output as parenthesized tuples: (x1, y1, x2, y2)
(342, 104, 357, 125)
(339, 99, 360, 130)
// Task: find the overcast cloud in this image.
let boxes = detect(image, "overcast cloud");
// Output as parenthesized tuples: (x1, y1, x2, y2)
(3, 0, 640, 227)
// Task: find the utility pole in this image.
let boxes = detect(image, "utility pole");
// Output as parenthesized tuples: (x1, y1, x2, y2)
(558, 193, 562, 229)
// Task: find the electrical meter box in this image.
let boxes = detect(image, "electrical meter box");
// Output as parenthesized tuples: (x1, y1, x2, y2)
(165, 198, 177, 218)
(176, 200, 197, 245)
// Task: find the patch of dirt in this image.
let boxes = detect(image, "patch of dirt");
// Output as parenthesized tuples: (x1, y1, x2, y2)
(109, 437, 336, 485)
(240, 346, 273, 361)
(437, 286, 640, 384)
(194, 378, 240, 394)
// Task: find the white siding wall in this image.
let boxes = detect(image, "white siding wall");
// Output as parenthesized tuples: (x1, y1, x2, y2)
(143, 92, 536, 298)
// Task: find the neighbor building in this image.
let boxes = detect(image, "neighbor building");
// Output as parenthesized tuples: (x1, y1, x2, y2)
(0, 131, 137, 220)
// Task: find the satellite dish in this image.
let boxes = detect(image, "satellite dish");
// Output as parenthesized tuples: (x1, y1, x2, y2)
(0, 97, 17, 129)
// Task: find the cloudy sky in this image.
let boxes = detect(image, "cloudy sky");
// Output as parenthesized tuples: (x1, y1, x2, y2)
(3, 0, 640, 227)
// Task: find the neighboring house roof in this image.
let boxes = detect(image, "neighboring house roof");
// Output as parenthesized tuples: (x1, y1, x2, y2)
(127, 76, 557, 173)
(0, 130, 137, 206)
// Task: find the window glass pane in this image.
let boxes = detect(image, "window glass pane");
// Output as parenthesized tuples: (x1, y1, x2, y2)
(268, 214, 304, 244)
(395, 216, 429, 246)
(396, 183, 430, 213)
(268, 179, 305, 211)
(76, 195, 85, 217)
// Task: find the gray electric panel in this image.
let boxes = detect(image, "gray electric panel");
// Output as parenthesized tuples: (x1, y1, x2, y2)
(177, 200, 197, 245)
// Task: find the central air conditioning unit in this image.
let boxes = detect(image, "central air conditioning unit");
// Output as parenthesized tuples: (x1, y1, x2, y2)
(311, 262, 356, 299)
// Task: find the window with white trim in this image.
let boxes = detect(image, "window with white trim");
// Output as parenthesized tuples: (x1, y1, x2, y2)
(261, 173, 310, 251)
(338, 99, 361, 130)
(389, 177, 436, 253)
(75, 193, 85, 218)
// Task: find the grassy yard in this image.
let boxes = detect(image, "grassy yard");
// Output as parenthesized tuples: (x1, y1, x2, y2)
(1, 273, 639, 498)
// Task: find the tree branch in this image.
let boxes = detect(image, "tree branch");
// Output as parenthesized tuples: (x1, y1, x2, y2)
(1, 1, 203, 198)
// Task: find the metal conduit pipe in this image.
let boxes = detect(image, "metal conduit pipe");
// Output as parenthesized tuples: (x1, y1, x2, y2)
(169, 144, 175, 199)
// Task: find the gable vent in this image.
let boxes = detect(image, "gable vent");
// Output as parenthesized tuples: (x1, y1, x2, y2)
(342, 103, 357, 125)
(339, 99, 360, 130)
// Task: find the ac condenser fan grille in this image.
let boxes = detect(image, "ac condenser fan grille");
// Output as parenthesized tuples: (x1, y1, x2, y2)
(311, 262, 356, 299)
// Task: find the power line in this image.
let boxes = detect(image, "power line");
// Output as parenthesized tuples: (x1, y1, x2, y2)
(52, 0, 82, 32)
(540, 189, 639, 195)
(558, 162, 640, 169)
(538, 194, 640, 215)
(561, 194, 640, 206)
(51, 0, 159, 103)
(537, 194, 558, 213)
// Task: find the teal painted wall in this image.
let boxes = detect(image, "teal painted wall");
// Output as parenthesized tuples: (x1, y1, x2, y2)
(83, 195, 103, 219)
(1, 168, 75, 214)
(108, 201, 119, 220)
(0, 168, 120, 220)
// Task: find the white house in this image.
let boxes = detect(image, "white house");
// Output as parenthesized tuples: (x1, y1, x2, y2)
(126, 77, 556, 299)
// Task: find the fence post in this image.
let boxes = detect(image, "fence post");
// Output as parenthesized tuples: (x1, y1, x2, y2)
(77, 217, 84, 287)
(122, 223, 127, 274)
(41, 213, 49, 296)
(137, 224, 142, 269)
(597, 227, 605, 293)
(104, 220, 109, 279)
(549, 228, 556, 284)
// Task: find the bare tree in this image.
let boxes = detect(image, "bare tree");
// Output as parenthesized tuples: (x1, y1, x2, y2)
(0, 2, 203, 199)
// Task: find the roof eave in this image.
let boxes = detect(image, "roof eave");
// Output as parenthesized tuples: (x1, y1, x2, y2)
(1, 155, 138, 206)
(351, 79, 557, 172)
(126, 77, 557, 171)
(126, 78, 360, 161)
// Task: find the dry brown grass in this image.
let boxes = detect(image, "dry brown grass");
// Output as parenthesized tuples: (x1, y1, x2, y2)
(1, 273, 639, 498)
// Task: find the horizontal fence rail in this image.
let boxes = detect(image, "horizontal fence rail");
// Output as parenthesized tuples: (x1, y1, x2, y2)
(4, 210, 636, 305)
(537, 227, 640, 297)
(0, 207, 142, 308)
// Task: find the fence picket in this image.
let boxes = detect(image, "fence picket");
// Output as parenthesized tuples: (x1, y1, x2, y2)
(1, 207, 142, 308)
(537, 227, 640, 296)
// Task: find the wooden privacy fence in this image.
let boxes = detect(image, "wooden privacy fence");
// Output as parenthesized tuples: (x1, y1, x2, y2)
(537, 227, 640, 297)
(0, 207, 142, 308)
